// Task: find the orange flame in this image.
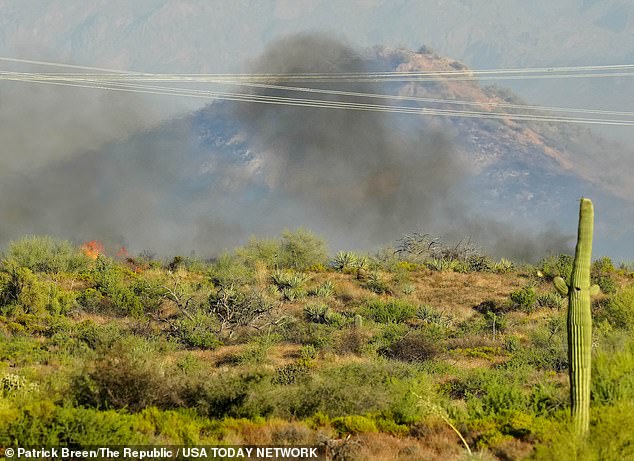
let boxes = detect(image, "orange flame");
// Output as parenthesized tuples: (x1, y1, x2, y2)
(81, 240, 104, 260)
(116, 246, 129, 259)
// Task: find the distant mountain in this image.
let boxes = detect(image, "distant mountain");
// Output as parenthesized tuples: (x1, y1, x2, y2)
(0, 44, 632, 260)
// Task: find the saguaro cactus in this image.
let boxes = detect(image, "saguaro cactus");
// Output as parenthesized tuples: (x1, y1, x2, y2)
(554, 198, 599, 437)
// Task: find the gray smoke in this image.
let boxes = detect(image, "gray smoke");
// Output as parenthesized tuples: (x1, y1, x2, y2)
(232, 33, 572, 260)
(0, 34, 572, 260)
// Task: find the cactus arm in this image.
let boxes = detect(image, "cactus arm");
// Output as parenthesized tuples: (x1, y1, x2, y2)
(554, 277, 569, 296)
(567, 198, 594, 437)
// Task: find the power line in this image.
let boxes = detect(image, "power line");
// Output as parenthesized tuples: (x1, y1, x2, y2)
(3, 71, 634, 119)
(6, 75, 634, 126)
(2, 56, 633, 126)
(1, 55, 634, 78)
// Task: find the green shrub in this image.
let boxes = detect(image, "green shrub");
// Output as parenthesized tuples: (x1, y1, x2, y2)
(234, 237, 281, 269)
(209, 254, 254, 287)
(538, 254, 573, 282)
(331, 252, 359, 271)
(236, 333, 280, 365)
(0, 333, 48, 366)
(4, 235, 90, 274)
(426, 258, 457, 272)
(332, 415, 378, 435)
(380, 330, 440, 363)
(270, 269, 308, 290)
(448, 370, 531, 419)
(364, 271, 392, 294)
(282, 361, 432, 422)
(75, 321, 124, 351)
(172, 312, 221, 349)
(493, 258, 515, 274)
(416, 305, 454, 327)
(0, 266, 48, 314)
(208, 286, 275, 336)
(533, 403, 634, 460)
(73, 337, 181, 411)
(187, 370, 274, 419)
(360, 299, 416, 324)
(91, 257, 142, 316)
(273, 362, 310, 385)
(509, 285, 537, 313)
(596, 286, 634, 330)
(503, 318, 568, 372)
(279, 320, 334, 350)
(278, 229, 328, 271)
(308, 280, 335, 298)
(76, 288, 105, 312)
(592, 335, 634, 405)
(466, 255, 494, 272)
(536, 292, 565, 310)
(1, 403, 153, 446)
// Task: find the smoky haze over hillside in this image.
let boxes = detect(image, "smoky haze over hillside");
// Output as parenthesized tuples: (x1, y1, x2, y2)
(233, 34, 572, 260)
(0, 34, 571, 260)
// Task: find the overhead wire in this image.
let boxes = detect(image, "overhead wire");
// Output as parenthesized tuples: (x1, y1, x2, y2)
(1, 56, 633, 126)
(5, 73, 634, 126)
(4, 70, 634, 118)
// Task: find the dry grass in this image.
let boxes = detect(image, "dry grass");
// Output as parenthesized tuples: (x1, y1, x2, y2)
(409, 271, 525, 320)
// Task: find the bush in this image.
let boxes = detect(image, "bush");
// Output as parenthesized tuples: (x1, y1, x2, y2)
(208, 286, 275, 336)
(282, 361, 433, 422)
(172, 312, 221, 349)
(592, 335, 634, 405)
(4, 236, 90, 274)
(416, 305, 454, 328)
(534, 403, 634, 460)
(308, 281, 335, 298)
(360, 299, 416, 324)
(365, 272, 393, 294)
(187, 370, 274, 419)
(91, 257, 142, 316)
(538, 254, 573, 281)
(536, 292, 565, 310)
(380, 330, 440, 363)
(234, 237, 281, 269)
(73, 337, 182, 411)
(278, 229, 328, 271)
(273, 362, 310, 385)
(596, 286, 634, 330)
(331, 252, 359, 272)
(332, 415, 378, 435)
(503, 317, 567, 372)
(209, 254, 254, 287)
(509, 286, 537, 313)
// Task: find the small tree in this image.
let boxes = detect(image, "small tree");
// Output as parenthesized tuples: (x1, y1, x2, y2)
(279, 228, 328, 270)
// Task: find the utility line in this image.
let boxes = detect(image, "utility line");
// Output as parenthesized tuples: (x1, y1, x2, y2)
(1, 55, 634, 78)
(6, 75, 634, 126)
(3, 71, 634, 119)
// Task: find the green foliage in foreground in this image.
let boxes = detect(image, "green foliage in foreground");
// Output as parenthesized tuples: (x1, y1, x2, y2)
(0, 232, 633, 459)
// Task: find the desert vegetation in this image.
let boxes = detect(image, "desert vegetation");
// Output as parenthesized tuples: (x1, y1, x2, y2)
(1, 229, 633, 460)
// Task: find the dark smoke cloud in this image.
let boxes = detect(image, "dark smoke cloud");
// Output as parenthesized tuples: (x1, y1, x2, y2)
(0, 34, 571, 261)
(234, 34, 464, 247)
(232, 33, 572, 260)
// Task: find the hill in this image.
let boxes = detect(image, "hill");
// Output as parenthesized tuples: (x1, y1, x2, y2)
(1, 234, 633, 459)
(0, 38, 632, 260)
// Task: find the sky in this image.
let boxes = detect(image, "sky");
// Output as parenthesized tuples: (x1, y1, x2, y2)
(0, 0, 632, 260)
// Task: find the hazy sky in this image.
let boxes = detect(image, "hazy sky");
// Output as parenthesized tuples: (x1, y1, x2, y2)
(0, 1, 632, 259)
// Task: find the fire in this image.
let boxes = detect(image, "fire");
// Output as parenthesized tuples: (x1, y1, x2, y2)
(81, 240, 104, 260)
(116, 246, 129, 259)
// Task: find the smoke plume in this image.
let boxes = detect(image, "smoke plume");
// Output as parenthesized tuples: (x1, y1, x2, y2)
(0, 34, 571, 260)
(231, 33, 572, 259)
